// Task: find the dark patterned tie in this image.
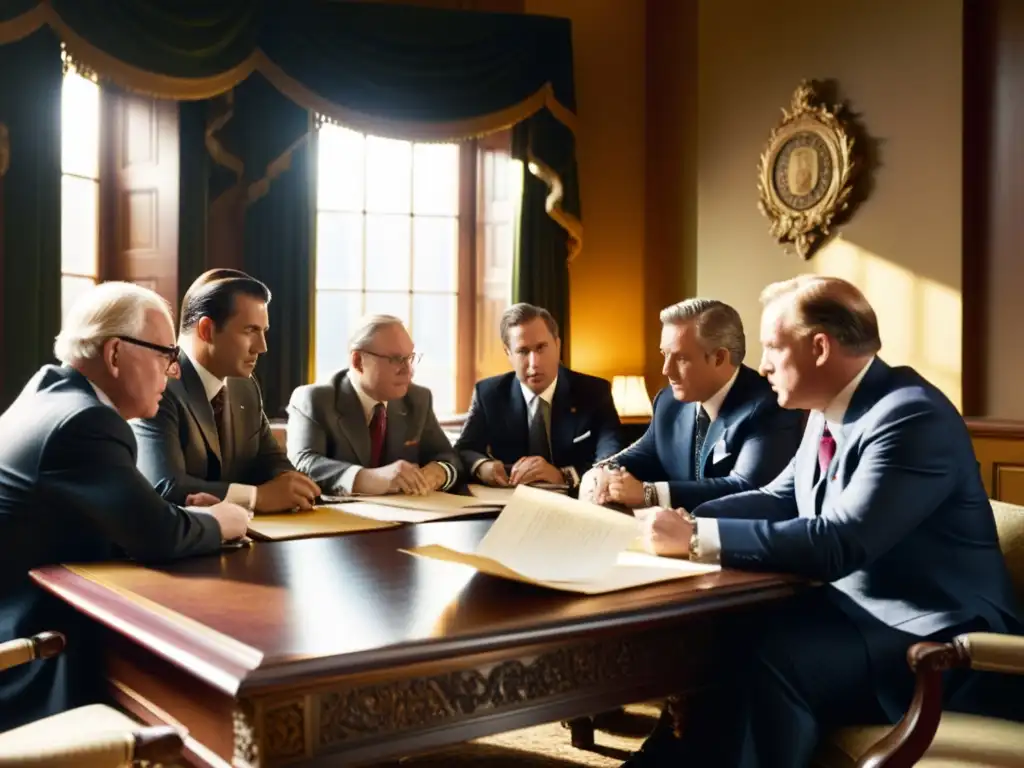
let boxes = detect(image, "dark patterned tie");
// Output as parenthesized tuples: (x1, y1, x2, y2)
(819, 423, 837, 477)
(527, 397, 552, 462)
(369, 403, 387, 468)
(210, 387, 228, 447)
(694, 405, 711, 479)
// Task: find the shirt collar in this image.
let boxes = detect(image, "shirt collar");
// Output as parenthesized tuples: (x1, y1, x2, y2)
(86, 379, 116, 410)
(347, 369, 386, 425)
(180, 342, 225, 402)
(821, 358, 875, 428)
(520, 375, 558, 410)
(699, 367, 739, 424)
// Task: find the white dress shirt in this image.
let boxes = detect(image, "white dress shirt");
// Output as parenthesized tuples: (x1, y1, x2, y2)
(694, 359, 875, 563)
(182, 348, 257, 510)
(653, 367, 740, 507)
(86, 379, 116, 410)
(337, 370, 455, 493)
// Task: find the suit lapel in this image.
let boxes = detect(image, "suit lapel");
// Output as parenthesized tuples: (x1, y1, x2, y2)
(549, 368, 575, 465)
(178, 354, 222, 464)
(799, 412, 825, 517)
(221, 381, 245, 477)
(335, 375, 372, 467)
(676, 402, 696, 480)
(504, 376, 530, 459)
(382, 398, 408, 465)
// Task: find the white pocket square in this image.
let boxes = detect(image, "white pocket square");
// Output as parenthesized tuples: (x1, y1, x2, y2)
(712, 439, 731, 463)
(572, 430, 592, 443)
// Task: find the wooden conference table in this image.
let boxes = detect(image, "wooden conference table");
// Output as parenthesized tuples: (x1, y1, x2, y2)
(30, 519, 804, 767)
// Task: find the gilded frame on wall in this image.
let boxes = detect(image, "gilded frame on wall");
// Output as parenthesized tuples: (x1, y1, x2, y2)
(757, 81, 859, 259)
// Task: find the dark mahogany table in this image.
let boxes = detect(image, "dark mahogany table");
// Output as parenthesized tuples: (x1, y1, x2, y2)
(31, 519, 803, 767)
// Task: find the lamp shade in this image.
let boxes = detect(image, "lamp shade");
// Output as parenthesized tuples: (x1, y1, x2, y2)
(611, 375, 653, 418)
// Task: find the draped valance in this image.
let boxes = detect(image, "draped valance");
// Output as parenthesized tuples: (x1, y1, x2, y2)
(0, 0, 581, 254)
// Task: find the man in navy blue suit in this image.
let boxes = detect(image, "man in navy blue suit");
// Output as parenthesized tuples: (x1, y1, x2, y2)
(455, 303, 622, 492)
(580, 298, 801, 510)
(628, 276, 1022, 767)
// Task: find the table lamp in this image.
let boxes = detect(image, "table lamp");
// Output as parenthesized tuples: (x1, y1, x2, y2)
(611, 375, 653, 418)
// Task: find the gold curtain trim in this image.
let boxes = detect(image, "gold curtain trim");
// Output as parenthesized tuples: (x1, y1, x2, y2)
(0, 3, 47, 45)
(527, 150, 582, 263)
(246, 130, 311, 204)
(205, 91, 245, 197)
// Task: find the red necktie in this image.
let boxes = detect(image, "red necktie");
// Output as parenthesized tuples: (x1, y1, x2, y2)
(818, 424, 837, 477)
(369, 403, 387, 468)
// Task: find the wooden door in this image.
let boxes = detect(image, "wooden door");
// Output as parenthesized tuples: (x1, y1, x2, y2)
(101, 90, 180, 311)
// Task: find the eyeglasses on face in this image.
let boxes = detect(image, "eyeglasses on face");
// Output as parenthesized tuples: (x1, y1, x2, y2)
(358, 350, 422, 368)
(115, 335, 181, 375)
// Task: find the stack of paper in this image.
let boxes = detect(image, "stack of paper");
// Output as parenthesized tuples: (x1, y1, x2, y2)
(247, 507, 400, 541)
(402, 485, 720, 594)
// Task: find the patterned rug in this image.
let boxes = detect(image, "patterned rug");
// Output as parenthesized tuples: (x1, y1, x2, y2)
(367, 703, 660, 767)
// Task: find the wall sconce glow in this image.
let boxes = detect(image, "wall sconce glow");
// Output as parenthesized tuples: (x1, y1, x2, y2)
(611, 375, 653, 418)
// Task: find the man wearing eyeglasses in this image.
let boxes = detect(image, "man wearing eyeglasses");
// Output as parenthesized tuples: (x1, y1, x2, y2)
(0, 282, 250, 730)
(286, 315, 459, 496)
(132, 269, 320, 513)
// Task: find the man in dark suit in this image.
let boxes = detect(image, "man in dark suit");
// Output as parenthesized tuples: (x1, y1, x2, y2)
(632, 276, 1022, 767)
(580, 298, 801, 510)
(0, 282, 250, 731)
(286, 315, 459, 496)
(132, 270, 319, 513)
(456, 303, 622, 491)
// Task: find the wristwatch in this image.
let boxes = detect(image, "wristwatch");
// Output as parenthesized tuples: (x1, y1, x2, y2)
(642, 482, 657, 507)
(678, 508, 700, 561)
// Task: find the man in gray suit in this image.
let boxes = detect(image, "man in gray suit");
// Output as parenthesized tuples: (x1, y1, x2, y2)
(0, 282, 249, 731)
(628, 276, 1022, 767)
(133, 269, 319, 512)
(286, 315, 459, 496)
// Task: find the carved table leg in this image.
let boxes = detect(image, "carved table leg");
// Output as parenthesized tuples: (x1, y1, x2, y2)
(563, 715, 596, 749)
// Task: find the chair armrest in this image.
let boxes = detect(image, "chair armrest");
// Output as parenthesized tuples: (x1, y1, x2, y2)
(954, 631, 1024, 674)
(0, 631, 65, 672)
(0, 721, 182, 767)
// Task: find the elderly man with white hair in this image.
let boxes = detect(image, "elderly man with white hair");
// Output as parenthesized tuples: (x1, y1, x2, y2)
(0, 281, 251, 732)
(286, 314, 460, 496)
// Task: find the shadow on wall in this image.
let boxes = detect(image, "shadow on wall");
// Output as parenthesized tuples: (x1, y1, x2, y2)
(813, 237, 962, 410)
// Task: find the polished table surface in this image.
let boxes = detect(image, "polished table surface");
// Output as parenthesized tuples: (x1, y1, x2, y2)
(31, 519, 805, 766)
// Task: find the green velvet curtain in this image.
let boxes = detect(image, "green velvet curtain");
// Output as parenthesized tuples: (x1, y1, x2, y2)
(0, 27, 61, 410)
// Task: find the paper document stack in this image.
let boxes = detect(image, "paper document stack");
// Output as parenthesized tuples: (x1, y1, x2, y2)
(402, 485, 720, 594)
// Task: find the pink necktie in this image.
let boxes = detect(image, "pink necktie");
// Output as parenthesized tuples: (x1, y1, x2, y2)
(818, 424, 837, 476)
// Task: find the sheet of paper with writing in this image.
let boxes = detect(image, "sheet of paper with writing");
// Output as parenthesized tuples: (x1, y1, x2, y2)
(341, 491, 500, 512)
(326, 501, 496, 524)
(401, 546, 720, 595)
(473, 485, 638, 582)
(247, 507, 400, 541)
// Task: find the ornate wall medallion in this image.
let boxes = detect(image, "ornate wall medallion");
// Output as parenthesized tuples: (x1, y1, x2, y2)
(757, 81, 860, 259)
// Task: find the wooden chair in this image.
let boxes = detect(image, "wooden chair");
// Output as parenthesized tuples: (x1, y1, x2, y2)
(815, 500, 1024, 767)
(0, 631, 185, 767)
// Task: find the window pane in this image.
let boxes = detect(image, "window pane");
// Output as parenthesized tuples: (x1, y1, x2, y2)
(61, 275, 96, 324)
(316, 212, 363, 290)
(412, 143, 459, 216)
(317, 124, 364, 212)
(411, 293, 456, 414)
(61, 176, 99, 277)
(412, 216, 457, 292)
(365, 214, 411, 291)
(364, 291, 410, 323)
(61, 72, 100, 179)
(315, 290, 362, 381)
(365, 136, 412, 214)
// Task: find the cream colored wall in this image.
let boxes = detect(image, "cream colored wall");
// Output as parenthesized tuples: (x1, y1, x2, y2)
(696, 0, 964, 407)
(525, 0, 647, 382)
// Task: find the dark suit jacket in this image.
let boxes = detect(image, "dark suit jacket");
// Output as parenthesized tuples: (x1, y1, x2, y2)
(0, 366, 223, 730)
(285, 369, 459, 492)
(694, 358, 1022, 717)
(132, 354, 294, 505)
(455, 367, 623, 482)
(612, 365, 803, 509)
